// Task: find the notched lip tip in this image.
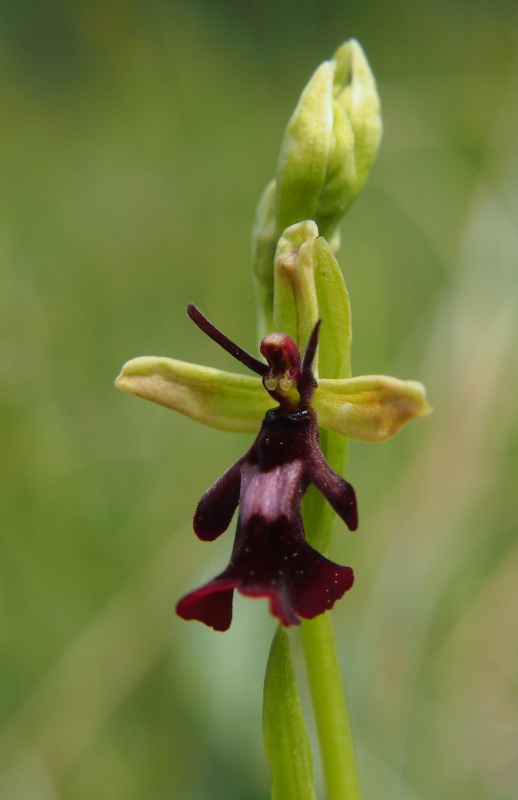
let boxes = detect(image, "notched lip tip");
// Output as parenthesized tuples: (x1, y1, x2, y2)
(114, 356, 152, 387)
(114, 373, 128, 391)
(417, 390, 432, 417)
(114, 365, 137, 391)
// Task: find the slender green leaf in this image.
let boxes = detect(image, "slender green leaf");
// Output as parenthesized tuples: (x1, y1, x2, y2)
(263, 628, 317, 800)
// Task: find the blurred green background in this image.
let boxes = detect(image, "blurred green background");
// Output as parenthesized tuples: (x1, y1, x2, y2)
(1, 1, 517, 798)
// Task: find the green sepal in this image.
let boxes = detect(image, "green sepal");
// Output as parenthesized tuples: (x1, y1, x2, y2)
(314, 236, 352, 380)
(273, 221, 320, 358)
(263, 627, 317, 800)
(115, 357, 270, 433)
(303, 235, 352, 552)
(314, 375, 431, 442)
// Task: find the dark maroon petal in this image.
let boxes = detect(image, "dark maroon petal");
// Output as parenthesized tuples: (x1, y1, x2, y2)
(176, 579, 235, 632)
(229, 513, 354, 626)
(180, 374, 359, 631)
(300, 320, 321, 376)
(239, 459, 306, 527)
(177, 504, 355, 630)
(237, 583, 301, 627)
(308, 450, 358, 531)
(193, 455, 245, 541)
(187, 304, 268, 376)
(235, 541, 354, 625)
(288, 555, 354, 620)
(298, 320, 320, 404)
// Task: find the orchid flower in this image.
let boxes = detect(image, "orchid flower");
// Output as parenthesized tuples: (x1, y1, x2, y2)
(115, 222, 430, 631)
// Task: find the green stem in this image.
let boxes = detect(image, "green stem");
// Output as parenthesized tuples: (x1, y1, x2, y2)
(301, 613, 362, 800)
(301, 430, 361, 799)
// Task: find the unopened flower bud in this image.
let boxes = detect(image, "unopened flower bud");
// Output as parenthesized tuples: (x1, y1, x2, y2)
(252, 39, 382, 330)
(276, 38, 381, 240)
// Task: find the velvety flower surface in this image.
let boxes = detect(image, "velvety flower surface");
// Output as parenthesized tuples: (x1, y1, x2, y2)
(177, 405, 356, 630)
(173, 308, 356, 630)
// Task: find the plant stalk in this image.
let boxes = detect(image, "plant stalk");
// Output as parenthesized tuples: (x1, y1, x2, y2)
(301, 612, 362, 800)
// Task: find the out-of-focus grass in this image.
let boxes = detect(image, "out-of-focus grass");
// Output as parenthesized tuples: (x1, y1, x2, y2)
(0, 2, 517, 798)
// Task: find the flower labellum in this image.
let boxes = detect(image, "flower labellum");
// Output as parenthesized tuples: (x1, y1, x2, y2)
(176, 305, 357, 631)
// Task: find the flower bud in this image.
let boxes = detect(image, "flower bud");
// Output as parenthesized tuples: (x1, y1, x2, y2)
(275, 60, 337, 235)
(332, 39, 383, 206)
(276, 38, 381, 239)
(252, 39, 382, 329)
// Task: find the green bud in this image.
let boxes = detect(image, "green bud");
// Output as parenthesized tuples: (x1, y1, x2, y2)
(276, 60, 337, 236)
(332, 39, 383, 204)
(276, 38, 382, 238)
(252, 39, 382, 328)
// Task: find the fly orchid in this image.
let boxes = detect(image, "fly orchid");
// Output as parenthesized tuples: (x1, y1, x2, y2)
(116, 223, 429, 632)
(173, 304, 357, 630)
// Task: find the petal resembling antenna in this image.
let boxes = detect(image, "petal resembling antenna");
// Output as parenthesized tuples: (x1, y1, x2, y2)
(187, 304, 268, 377)
(298, 319, 321, 404)
(301, 319, 321, 375)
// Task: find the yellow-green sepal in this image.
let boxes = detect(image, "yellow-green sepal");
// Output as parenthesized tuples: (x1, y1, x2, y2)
(314, 235, 352, 380)
(115, 357, 271, 433)
(313, 375, 431, 442)
(304, 237, 352, 553)
(273, 221, 320, 356)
